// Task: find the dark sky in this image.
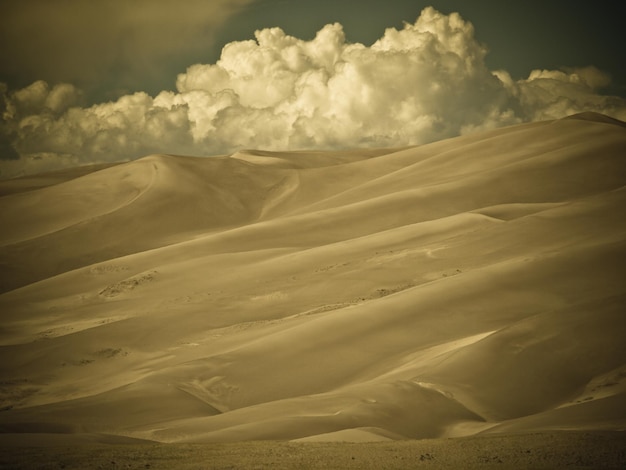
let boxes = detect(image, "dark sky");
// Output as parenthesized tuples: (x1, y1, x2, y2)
(1, 0, 624, 103)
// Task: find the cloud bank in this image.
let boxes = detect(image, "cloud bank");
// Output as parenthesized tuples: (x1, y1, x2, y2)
(1, 7, 625, 178)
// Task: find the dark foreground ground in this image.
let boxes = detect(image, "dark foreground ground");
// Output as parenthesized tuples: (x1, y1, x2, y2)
(0, 431, 625, 469)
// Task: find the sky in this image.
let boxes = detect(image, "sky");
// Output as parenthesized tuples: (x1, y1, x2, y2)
(1, 0, 625, 178)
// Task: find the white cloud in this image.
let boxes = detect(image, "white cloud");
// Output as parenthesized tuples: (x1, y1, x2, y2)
(1, 7, 625, 179)
(513, 66, 625, 121)
(6, 81, 83, 119)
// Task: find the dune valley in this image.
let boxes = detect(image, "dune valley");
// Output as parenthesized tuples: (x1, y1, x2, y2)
(0, 112, 625, 468)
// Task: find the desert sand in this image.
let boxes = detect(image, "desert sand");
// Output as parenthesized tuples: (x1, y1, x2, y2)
(0, 112, 625, 467)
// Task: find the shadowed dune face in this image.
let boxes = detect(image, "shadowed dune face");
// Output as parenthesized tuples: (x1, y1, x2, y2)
(0, 113, 625, 443)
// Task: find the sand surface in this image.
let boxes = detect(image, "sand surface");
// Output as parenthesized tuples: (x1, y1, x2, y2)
(0, 112, 625, 466)
(0, 431, 624, 469)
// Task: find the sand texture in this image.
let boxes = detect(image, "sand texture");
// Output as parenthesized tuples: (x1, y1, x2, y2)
(0, 431, 624, 469)
(0, 112, 625, 467)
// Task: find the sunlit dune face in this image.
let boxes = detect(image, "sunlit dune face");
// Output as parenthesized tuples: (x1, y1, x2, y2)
(0, 115, 625, 447)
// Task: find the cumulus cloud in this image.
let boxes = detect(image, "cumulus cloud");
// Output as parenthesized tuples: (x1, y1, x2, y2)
(499, 66, 624, 121)
(1, 7, 625, 178)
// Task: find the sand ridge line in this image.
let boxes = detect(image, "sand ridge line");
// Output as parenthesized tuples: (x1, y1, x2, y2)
(1, 116, 625, 443)
(0, 159, 159, 248)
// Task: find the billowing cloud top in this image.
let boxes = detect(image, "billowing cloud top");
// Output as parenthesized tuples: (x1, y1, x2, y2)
(1, 7, 625, 178)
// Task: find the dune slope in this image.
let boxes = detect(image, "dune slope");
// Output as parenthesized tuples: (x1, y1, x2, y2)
(0, 112, 625, 443)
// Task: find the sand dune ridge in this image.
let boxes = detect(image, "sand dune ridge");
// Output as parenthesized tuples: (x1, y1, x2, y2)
(0, 113, 625, 445)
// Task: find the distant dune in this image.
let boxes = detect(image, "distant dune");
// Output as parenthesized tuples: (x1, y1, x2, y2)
(0, 113, 625, 465)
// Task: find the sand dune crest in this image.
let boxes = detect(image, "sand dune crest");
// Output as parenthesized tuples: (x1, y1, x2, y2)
(0, 114, 625, 446)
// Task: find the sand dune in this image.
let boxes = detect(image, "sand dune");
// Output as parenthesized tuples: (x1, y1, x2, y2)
(0, 112, 625, 453)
